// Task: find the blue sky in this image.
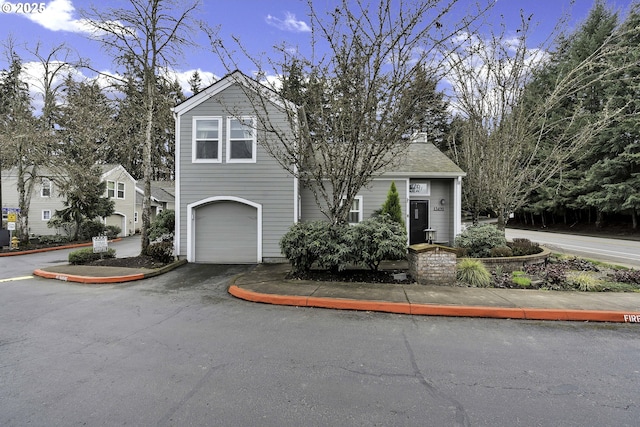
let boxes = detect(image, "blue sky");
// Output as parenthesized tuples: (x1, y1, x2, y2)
(0, 0, 635, 104)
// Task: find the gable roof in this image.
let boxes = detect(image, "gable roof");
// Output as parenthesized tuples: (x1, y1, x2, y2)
(99, 164, 137, 183)
(172, 69, 296, 116)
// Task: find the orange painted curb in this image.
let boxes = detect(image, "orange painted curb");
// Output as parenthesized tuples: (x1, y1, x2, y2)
(0, 238, 123, 257)
(33, 268, 145, 284)
(228, 285, 637, 323)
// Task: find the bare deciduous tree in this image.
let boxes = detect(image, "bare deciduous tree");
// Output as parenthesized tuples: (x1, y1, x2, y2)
(445, 13, 634, 229)
(82, 0, 202, 253)
(212, 0, 493, 224)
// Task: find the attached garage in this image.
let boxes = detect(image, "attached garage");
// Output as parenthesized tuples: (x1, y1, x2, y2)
(188, 197, 262, 263)
(105, 213, 126, 237)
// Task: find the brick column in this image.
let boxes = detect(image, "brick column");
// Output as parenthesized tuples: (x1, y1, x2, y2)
(408, 243, 457, 286)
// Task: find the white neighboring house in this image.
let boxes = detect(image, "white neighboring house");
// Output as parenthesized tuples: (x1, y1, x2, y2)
(1, 164, 136, 237)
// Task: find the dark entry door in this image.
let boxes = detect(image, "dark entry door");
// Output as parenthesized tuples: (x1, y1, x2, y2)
(409, 200, 429, 245)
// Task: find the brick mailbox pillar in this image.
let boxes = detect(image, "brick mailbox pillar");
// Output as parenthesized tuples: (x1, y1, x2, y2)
(408, 243, 457, 286)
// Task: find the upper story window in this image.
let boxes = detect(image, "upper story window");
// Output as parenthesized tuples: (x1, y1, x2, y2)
(193, 117, 221, 163)
(41, 178, 51, 197)
(107, 181, 115, 198)
(226, 117, 256, 163)
(107, 181, 125, 199)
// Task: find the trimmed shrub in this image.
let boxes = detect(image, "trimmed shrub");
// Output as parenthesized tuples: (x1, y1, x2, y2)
(508, 238, 541, 256)
(457, 258, 491, 287)
(350, 214, 407, 271)
(105, 225, 121, 239)
(68, 247, 116, 265)
(78, 219, 106, 241)
(490, 246, 513, 258)
(37, 235, 71, 245)
(280, 221, 350, 275)
(454, 224, 506, 258)
(143, 241, 174, 264)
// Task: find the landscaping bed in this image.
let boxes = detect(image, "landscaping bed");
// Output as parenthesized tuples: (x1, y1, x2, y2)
(288, 255, 640, 292)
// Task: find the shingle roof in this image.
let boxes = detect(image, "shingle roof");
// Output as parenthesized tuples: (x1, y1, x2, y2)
(381, 133, 466, 177)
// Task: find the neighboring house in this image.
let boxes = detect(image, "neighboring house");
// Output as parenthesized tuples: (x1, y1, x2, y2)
(135, 181, 175, 230)
(0, 164, 136, 237)
(100, 164, 137, 237)
(172, 70, 465, 264)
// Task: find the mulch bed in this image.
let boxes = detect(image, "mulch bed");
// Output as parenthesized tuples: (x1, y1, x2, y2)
(287, 269, 413, 284)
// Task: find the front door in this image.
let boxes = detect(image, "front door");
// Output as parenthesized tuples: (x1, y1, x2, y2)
(409, 200, 429, 245)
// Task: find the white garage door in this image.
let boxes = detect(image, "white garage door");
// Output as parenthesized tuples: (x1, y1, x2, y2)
(194, 201, 258, 263)
(105, 214, 125, 237)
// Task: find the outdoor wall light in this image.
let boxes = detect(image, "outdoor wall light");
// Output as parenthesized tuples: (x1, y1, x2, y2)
(440, 198, 446, 205)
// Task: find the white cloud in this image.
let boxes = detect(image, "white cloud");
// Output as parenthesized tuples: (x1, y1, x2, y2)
(169, 68, 219, 96)
(8, 0, 95, 34)
(265, 12, 311, 33)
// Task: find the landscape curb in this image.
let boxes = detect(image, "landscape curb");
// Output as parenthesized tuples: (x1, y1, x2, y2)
(33, 259, 187, 284)
(227, 284, 634, 323)
(0, 238, 123, 257)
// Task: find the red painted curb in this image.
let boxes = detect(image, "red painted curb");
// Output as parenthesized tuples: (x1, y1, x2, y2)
(228, 285, 637, 323)
(33, 268, 145, 284)
(0, 238, 123, 257)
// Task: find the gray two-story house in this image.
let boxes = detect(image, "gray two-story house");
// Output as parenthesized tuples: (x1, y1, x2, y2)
(172, 71, 465, 263)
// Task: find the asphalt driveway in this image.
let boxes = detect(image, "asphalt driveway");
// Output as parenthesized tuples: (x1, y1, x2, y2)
(2, 262, 639, 426)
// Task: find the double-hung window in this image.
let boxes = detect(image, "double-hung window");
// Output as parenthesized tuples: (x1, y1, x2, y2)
(226, 117, 256, 163)
(107, 180, 115, 198)
(41, 178, 51, 197)
(193, 117, 221, 162)
(343, 196, 363, 224)
(117, 182, 125, 199)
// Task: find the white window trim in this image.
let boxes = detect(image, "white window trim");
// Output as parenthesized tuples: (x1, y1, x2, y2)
(41, 178, 51, 198)
(226, 116, 257, 163)
(107, 180, 115, 198)
(117, 182, 125, 199)
(192, 116, 222, 163)
(42, 209, 51, 221)
(342, 195, 363, 224)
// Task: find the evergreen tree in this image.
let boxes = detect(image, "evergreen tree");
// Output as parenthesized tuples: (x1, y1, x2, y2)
(187, 70, 202, 95)
(400, 64, 450, 150)
(523, 1, 619, 227)
(380, 181, 404, 227)
(577, 4, 640, 228)
(0, 52, 39, 241)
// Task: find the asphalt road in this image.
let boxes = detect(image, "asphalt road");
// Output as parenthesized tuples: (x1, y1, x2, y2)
(1, 255, 639, 426)
(506, 228, 640, 269)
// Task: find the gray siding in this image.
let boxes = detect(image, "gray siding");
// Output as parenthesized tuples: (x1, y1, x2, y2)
(409, 179, 455, 245)
(177, 84, 295, 259)
(300, 178, 409, 223)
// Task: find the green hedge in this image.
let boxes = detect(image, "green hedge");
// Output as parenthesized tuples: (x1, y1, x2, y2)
(280, 214, 407, 275)
(68, 247, 116, 265)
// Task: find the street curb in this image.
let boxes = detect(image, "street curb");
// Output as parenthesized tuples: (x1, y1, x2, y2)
(0, 238, 123, 257)
(33, 259, 187, 284)
(228, 284, 636, 323)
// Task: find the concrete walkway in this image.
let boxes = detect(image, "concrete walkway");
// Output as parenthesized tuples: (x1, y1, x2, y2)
(230, 264, 640, 323)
